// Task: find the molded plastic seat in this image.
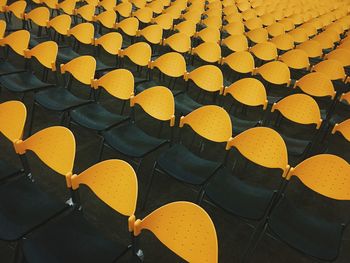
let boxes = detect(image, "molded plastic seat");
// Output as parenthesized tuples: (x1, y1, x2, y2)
(0, 72, 53, 93)
(22, 209, 127, 263)
(0, 160, 19, 181)
(102, 122, 168, 158)
(157, 143, 222, 185)
(205, 167, 275, 220)
(174, 93, 203, 115)
(0, 60, 25, 76)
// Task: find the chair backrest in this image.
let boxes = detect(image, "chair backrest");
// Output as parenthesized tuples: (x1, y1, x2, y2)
(93, 10, 116, 29)
(162, 32, 190, 53)
(278, 49, 310, 70)
(250, 41, 278, 61)
(137, 24, 163, 45)
(313, 33, 334, 50)
(191, 42, 221, 63)
(47, 14, 71, 36)
(6, 0, 26, 19)
(226, 127, 289, 174)
(75, 4, 95, 21)
(24, 6, 50, 27)
(173, 20, 196, 37)
(325, 49, 350, 67)
(14, 126, 75, 178)
(57, 0, 76, 15)
(0, 20, 5, 39)
(98, 0, 115, 11)
(185, 65, 223, 94)
(254, 61, 291, 86)
(180, 105, 232, 143)
(294, 72, 336, 99)
(131, 86, 175, 125)
(149, 52, 186, 78)
(312, 59, 346, 82)
(245, 28, 268, 44)
(0, 29, 30, 56)
(114, 1, 132, 17)
(94, 32, 123, 55)
(222, 21, 245, 35)
(60, 55, 96, 85)
(288, 28, 308, 44)
(93, 69, 134, 100)
(271, 94, 322, 129)
(195, 27, 220, 43)
(24, 41, 58, 71)
(296, 40, 323, 58)
(119, 42, 151, 67)
(225, 78, 267, 109)
(133, 6, 153, 23)
(332, 118, 350, 142)
(267, 22, 285, 37)
(279, 18, 295, 31)
(0, 100, 26, 143)
(270, 33, 294, 51)
(68, 22, 94, 45)
(221, 51, 255, 74)
(286, 154, 350, 200)
(71, 159, 138, 227)
(134, 201, 218, 263)
(152, 13, 173, 30)
(115, 17, 139, 36)
(221, 34, 248, 52)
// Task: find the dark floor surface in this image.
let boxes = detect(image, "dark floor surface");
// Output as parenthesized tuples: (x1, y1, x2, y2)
(0, 10, 350, 263)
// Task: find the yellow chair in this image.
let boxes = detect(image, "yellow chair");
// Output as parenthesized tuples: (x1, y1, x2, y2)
(245, 17, 263, 31)
(130, 0, 146, 9)
(246, 28, 269, 45)
(114, 1, 132, 21)
(221, 34, 248, 52)
(173, 20, 196, 37)
(93, 10, 117, 30)
(249, 41, 278, 65)
(194, 27, 220, 44)
(134, 201, 218, 262)
(296, 40, 323, 64)
(5, 0, 26, 26)
(202, 126, 289, 223)
(133, 6, 153, 24)
(261, 13, 276, 26)
(266, 22, 285, 37)
(56, 0, 77, 16)
(270, 34, 295, 53)
(115, 17, 139, 39)
(151, 13, 173, 30)
(288, 28, 309, 44)
(332, 118, 350, 143)
(94, 32, 123, 66)
(279, 17, 295, 32)
(137, 24, 163, 45)
(22, 159, 139, 263)
(23, 7, 50, 35)
(254, 61, 291, 103)
(99, 86, 175, 171)
(0, 29, 29, 57)
(162, 32, 191, 54)
(148, 52, 186, 81)
(190, 42, 221, 64)
(98, 0, 115, 11)
(175, 65, 223, 115)
(278, 49, 310, 80)
(224, 78, 268, 133)
(264, 154, 350, 261)
(325, 48, 350, 69)
(222, 21, 245, 35)
(46, 14, 72, 41)
(201, 15, 222, 30)
(270, 93, 322, 157)
(74, 4, 95, 22)
(143, 105, 232, 208)
(312, 59, 347, 82)
(0, 100, 26, 181)
(313, 33, 335, 51)
(220, 51, 255, 81)
(147, 0, 164, 15)
(299, 23, 317, 38)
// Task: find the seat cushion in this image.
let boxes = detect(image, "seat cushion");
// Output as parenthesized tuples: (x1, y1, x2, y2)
(35, 87, 92, 111)
(102, 123, 168, 158)
(70, 103, 129, 131)
(205, 167, 275, 220)
(0, 60, 25, 76)
(0, 176, 67, 241)
(157, 144, 222, 185)
(57, 47, 80, 64)
(0, 159, 20, 181)
(0, 72, 53, 93)
(230, 114, 260, 135)
(268, 197, 344, 261)
(22, 210, 128, 263)
(281, 134, 310, 156)
(175, 93, 203, 115)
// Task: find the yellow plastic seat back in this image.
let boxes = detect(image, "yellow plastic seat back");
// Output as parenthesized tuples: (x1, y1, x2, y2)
(225, 78, 267, 109)
(47, 14, 72, 36)
(137, 24, 162, 45)
(249, 41, 278, 61)
(296, 40, 323, 59)
(222, 21, 245, 35)
(14, 126, 75, 177)
(24, 41, 58, 71)
(286, 154, 350, 200)
(272, 94, 322, 128)
(57, 0, 76, 15)
(60, 55, 96, 85)
(313, 33, 334, 50)
(0, 29, 30, 56)
(325, 49, 350, 67)
(180, 105, 232, 143)
(134, 201, 218, 263)
(71, 159, 138, 218)
(75, 4, 95, 21)
(119, 42, 151, 67)
(278, 49, 310, 70)
(98, 0, 115, 11)
(227, 126, 289, 173)
(288, 28, 309, 44)
(93, 10, 116, 29)
(294, 72, 335, 98)
(270, 34, 294, 51)
(68, 22, 94, 45)
(152, 13, 173, 30)
(6, 0, 26, 19)
(0, 20, 5, 39)
(114, 1, 132, 17)
(254, 61, 291, 85)
(246, 28, 268, 44)
(195, 27, 220, 43)
(267, 22, 285, 37)
(221, 51, 255, 74)
(133, 7, 153, 23)
(163, 32, 191, 53)
(245, 17, 263, 31)
(191, 42, 221, 63)
(173, 20, 196, 37)
(93, 69, 134, 100)
(0, 101, 26, 143)
(221, 34, 248, 52)
(185, 65, 223, 94)
(149, 52, 186, 78)
(115, 17, 139, 36)
(332, 118, 350, 142)
(312, 59, 346, 82)
(131, 86, 175, 125)
(94, 32, 122, 55)
(24, 6, 50, 27)
(279, 18, 295, 31)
